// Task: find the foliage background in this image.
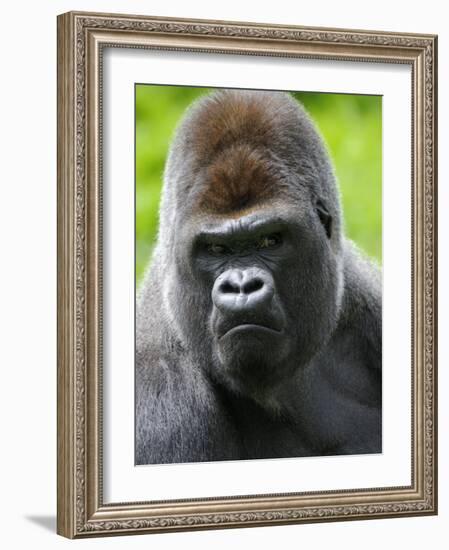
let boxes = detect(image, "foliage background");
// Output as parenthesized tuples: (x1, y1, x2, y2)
(136, 86, 382, 284)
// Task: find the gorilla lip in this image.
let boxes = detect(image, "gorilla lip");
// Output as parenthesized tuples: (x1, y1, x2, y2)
(220, 323, 282, 339)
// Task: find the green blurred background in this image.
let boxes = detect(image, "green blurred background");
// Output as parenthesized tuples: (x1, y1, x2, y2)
(136, 86, 382, 285)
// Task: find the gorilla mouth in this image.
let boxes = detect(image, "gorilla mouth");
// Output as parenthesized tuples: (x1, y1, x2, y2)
(220, 323, 282, 339)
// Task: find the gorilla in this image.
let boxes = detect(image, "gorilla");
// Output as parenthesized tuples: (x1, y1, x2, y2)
(136, 89, 381, 465)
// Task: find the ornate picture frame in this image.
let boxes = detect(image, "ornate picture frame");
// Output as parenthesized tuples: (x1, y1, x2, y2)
(57, 11, 437, 538)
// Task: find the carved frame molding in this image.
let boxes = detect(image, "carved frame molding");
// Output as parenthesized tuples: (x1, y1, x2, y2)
(57, 11, 437, 538)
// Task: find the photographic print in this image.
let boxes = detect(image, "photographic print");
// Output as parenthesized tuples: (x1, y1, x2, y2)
(135, 86, 382, 465)
(57, 11, 436, 538)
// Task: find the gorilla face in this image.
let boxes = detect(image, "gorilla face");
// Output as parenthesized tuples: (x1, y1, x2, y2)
(198, 212, 291, 384)
(175, 200, 343, 398)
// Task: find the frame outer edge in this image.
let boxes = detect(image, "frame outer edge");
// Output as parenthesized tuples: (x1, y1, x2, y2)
(431, 34, 438, 515)
(56, 10, 438, 537)
(57, 12, 76, 539)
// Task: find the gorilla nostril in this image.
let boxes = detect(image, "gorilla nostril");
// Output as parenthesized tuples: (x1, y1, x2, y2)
(242, 278, 264, 294)
(220, 280, 239, 294)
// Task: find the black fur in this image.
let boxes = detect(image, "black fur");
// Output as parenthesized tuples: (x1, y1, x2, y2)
(136, 90, 382, 464)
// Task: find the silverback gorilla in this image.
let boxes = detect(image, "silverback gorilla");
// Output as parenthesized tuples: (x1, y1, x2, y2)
(136, 89, 381, 464)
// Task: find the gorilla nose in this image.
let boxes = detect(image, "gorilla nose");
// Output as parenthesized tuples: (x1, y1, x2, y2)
(212, 268, 274, 313)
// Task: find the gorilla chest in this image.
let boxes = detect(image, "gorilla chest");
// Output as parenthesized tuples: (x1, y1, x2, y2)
(292, 354, 382, 455)
(218, 391, 313, 459)
(213, 349, 381, 459)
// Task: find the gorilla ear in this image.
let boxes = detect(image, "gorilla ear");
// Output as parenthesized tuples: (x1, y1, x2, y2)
(316, 199, 332, 239)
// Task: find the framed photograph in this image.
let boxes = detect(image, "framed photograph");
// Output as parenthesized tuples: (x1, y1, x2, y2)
(57, 11, 438, 538)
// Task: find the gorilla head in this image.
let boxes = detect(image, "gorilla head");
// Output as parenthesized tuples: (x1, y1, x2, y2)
(152, 90, 345, 399)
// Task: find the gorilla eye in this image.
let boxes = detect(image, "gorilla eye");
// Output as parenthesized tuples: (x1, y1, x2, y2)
(257, 234, 282, 249)
(316, 200, 332, 239)
(207, 243, 230, 255)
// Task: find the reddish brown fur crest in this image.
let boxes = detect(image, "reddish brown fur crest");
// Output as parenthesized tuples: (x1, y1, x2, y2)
(191, 91, 289, 215)
(198, 143, 279, 215)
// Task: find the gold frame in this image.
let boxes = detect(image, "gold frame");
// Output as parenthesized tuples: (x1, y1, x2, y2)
(57, 10, 438, 538)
